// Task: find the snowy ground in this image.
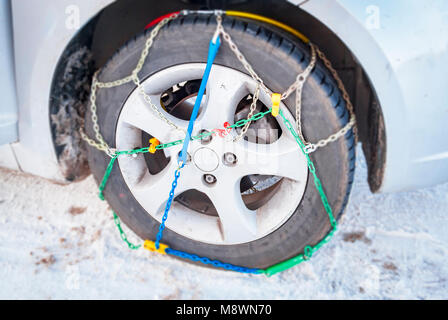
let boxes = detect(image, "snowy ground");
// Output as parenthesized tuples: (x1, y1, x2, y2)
(1, 148, 447, 300)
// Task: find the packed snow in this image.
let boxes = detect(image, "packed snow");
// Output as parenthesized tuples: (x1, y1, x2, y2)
(1, 147, 447, 299)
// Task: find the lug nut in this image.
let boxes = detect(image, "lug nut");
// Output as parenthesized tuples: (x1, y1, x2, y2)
(223, 152, 237, 166)
(203, 174, 217, 185)
(200, 130, 212, 144)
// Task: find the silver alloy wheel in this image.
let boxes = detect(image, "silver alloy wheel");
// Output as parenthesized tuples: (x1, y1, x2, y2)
(115, 63, 308, 245)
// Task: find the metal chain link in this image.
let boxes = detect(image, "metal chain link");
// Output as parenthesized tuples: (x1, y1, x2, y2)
(216, 15, 270, 96)
(292, 43, 316, 144)
(130, 12, 185, 133)
(79, 125, 110, 155)
(280, 43, 315, 101)
(215, 14, 355, 152)
(80, 12, 183, 156)
(216, 14, 316, 143)
(133, 76, 185, 133)
(305, 43, 357, 153)
(80, 71, 117, 157)
(233, 83, 260, 142)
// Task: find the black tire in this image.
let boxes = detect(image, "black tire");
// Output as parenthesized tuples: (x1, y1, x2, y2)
(86, 14, 356, 269)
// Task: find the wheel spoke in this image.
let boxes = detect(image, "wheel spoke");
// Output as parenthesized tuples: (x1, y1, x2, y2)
(196, 66, 250, 130)
(233, 133, 308, 182)
(207, 176, 257, 243)
(119, 92, 187, 142)
(131, 160, 193, 215)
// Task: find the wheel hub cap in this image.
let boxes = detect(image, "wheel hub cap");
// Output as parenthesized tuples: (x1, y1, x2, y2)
(193, 147, 219, 172)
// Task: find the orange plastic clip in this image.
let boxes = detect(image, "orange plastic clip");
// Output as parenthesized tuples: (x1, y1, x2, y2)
(149, 138, 160, 154)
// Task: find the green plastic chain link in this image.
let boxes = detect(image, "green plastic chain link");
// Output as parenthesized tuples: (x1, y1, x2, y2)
(112, 211, 141, 250)
(262, 109, 338, 276)
(155, 109, 272, 150)
(98, 109, 271, 200)
(99, 107, 339, 276)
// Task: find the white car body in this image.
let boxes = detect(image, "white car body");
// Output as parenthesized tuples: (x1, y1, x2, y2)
(0, 0, 447, 193)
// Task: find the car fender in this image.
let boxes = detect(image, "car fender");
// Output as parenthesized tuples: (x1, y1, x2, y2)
(295, 0, 448, 192)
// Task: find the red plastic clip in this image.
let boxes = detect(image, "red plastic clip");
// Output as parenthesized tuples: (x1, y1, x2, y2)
(209, 123, 233, 139)
(211, 128, 227, 138)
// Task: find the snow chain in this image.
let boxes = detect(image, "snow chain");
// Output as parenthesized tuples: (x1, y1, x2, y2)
(80, 10, 357, 276)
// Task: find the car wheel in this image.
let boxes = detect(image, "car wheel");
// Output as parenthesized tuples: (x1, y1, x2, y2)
(85, 14, 356, 269)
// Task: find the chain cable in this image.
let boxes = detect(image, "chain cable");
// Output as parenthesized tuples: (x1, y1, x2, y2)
(233, 84, 260, 142)
(214, 14, 356, 152)
(292, 43, 316, 144)
(80, 12, 183, 157)
(79, 11, 359, 275)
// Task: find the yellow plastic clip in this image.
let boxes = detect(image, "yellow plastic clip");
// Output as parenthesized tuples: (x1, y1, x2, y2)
(143, 240, 168, 255)
(148, 138, 160, 154)
(271, 93, 281, 117)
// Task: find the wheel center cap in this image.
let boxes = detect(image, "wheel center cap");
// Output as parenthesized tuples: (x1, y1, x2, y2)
(193, 147, 219, 172)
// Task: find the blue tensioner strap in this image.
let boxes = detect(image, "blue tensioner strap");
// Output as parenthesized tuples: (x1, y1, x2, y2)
(178, 34, 221, 165)
(154, 33, 221, 250)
